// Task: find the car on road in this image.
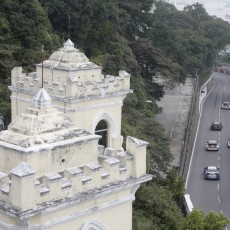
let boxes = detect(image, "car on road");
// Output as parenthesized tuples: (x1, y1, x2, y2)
(221, 101, 230, 109)
(203, 166, 220, 180)
(210, 121, 222, 131)
(227, 139, 230, 148)
(205, 140, 220, 151)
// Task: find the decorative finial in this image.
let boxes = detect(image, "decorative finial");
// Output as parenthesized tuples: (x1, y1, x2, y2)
(64, 39, 75, 49)
(33, 88, 52, 109)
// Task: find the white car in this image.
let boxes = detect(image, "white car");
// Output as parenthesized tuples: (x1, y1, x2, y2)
(227, 139, 230, 148)
(205, 140, 220, 151)
(221, 101, 230, 109)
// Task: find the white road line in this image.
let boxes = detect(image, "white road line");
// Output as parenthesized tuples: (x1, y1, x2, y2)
(218, 155, 220, 161)
(185, 79, 215, 188)
(218, 163, 220, 168)
(218, 195, 221, 204)
(217, 183, 220, 190)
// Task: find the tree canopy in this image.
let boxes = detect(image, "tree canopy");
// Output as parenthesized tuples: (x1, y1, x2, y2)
(0, 0, 230, 228)
(179, 209, 229, 230)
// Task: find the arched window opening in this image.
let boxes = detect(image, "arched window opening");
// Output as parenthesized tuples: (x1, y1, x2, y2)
(81, 220, 107, 230)
(0, 114, 4, 131)
(95, 120, 108, 147)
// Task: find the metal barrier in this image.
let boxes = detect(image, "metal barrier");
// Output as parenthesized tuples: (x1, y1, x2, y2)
(184, 194, 193, 214)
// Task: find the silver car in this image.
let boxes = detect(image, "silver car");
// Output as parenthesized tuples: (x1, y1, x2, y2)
(205, 140, 220, 151)
(221, 101, 230, 109)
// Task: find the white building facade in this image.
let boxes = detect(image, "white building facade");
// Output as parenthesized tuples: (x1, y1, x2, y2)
(0, 40, 152, 229)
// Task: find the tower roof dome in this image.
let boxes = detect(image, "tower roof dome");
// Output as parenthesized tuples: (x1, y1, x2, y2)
(38, 39, 101, 71)
(5, 89, 75, 136)
(0, 89, 93, 148)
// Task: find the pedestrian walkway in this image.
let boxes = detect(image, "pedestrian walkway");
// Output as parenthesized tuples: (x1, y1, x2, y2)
(155, 78, 195, 167)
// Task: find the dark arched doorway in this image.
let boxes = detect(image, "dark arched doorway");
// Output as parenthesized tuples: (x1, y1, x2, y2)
(95, 120, 108, 147)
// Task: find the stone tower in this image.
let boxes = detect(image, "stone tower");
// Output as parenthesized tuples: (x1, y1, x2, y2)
(9, 39, 132, 150)
(0, 40, 152, 229)
(0, 88, 152, 229)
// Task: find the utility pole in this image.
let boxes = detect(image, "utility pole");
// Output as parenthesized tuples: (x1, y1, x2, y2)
(41, 45, 44, 88)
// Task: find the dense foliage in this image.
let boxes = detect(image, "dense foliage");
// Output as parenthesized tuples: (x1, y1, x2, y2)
(0, 0, 230, 228)
(179, 209, 229, 230)
(0, 0, 60, 122)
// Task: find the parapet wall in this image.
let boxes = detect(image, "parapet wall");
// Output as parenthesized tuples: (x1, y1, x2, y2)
(11, 67, 131, 98)
(0, 136, 148, 211)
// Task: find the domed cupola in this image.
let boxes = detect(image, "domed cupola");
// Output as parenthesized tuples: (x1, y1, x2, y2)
(39, 39, 100, 71)
(0, 88, 92, 148)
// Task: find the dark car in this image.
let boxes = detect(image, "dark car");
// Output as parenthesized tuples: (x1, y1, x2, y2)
(205, 140, 220, 151)
(203, 166, 220, 180)
(210, 122, 222, 131)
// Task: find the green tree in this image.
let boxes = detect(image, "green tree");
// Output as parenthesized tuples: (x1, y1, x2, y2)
(184, 3, 210, 31)
(179, 209, 229, 230)
(133, 183, 184, 229)
(132, 38, 185, 88)
(0, 82, 11, 125)
(205, 211, 229, 230)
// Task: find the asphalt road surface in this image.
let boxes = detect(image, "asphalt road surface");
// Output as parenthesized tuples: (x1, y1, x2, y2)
(186, 71, 230, 228)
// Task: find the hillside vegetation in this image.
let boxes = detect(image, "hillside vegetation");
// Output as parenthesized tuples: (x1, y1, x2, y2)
(0, 0, 230, 228)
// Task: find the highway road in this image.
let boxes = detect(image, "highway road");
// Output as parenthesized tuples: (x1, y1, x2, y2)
(186, 71, 230, 225)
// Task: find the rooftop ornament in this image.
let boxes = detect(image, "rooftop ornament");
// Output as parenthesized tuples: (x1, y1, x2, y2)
(33, 88, 52, 109)
(64, 39, 75, 49)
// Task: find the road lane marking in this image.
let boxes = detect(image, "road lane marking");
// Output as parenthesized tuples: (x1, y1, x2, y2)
(218, 195, 221, 204)
(185, 78, 216, 188)
(215, 93, 218, 107)
(217, 183, 219, 190)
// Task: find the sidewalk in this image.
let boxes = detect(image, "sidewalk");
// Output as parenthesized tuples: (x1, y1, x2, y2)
(155, 78, 195, 167)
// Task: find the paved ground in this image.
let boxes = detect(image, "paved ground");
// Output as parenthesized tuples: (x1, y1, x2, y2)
(155, 78, 195, 167)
